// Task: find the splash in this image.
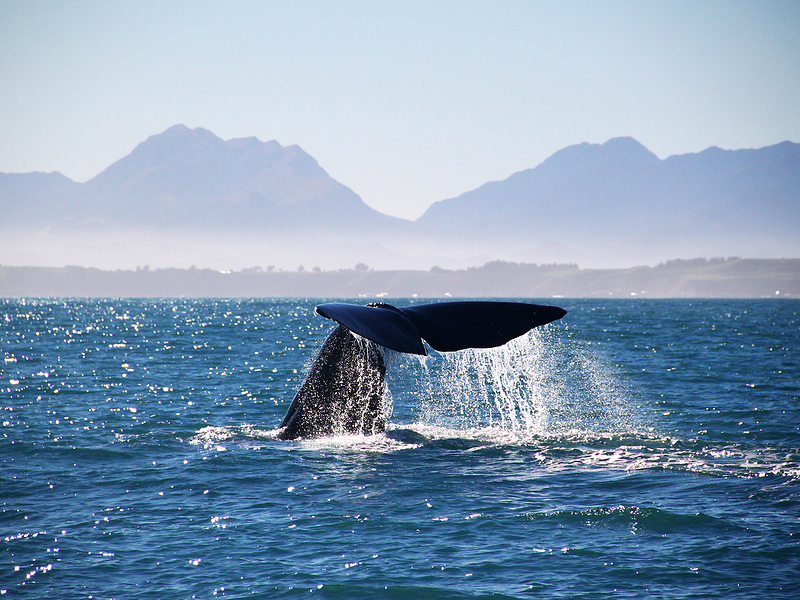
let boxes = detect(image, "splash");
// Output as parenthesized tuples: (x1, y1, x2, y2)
(190, 424, 275, 450)
(383, 327, 645, 439)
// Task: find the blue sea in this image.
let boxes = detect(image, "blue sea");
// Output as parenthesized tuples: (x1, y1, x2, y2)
(2, 298, 799, 599)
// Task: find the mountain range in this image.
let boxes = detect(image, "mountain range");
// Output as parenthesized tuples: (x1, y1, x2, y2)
(1, 125, 798, 270)
(418, 136, 800, 266)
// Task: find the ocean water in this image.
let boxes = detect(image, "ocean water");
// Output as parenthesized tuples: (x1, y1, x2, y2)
(2, 298, 798, 599)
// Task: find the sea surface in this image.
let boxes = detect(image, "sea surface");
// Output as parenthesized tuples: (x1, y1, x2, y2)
(2, 298, 798, 599)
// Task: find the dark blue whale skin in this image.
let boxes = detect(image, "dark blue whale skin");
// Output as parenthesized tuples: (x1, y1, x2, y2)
(277, 301, 566, 440)
(277, 324, 386, 440)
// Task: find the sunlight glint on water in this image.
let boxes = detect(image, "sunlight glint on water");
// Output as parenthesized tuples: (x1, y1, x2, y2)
(2, 298, 798, 599)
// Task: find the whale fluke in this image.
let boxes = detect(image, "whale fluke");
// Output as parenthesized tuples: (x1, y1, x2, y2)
(315, 302, 426, 354)
(315, 301, 566, 354)
(277, 301, 566, 440)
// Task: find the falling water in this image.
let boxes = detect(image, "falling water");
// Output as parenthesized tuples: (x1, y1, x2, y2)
(382, 327, 644, 439)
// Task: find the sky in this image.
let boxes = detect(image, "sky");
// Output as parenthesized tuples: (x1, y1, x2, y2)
(1, 0, 798, 220)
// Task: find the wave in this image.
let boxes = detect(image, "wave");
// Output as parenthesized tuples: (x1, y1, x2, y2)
(188, 422, 799, 484)
(520, 504, 747, 535)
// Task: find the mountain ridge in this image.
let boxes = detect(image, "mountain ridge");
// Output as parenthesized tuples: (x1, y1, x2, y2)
(415, 136, 800, 266)
(71, 124, 404, 232)
(1, 127, 797, 270)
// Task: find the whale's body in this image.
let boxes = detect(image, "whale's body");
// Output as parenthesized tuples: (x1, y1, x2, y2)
(277, 301, 566, 440)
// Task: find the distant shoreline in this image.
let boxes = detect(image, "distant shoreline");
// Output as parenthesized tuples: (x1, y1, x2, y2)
(1, 258, 798, 299)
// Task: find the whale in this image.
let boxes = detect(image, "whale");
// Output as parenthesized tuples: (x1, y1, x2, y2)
(277, 301, 567, 440)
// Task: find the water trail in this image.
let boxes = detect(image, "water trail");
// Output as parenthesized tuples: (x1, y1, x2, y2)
(382, 328, 645, 439)
(349, 331, 394, 425)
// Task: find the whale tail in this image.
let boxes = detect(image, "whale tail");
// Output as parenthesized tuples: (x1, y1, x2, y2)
(315, 301, 567, 354)
(277, 324, 386, 440)
(277, 301, 567, 440)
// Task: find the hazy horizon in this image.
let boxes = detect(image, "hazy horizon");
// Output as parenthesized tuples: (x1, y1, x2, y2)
(2, 126, 797, 272)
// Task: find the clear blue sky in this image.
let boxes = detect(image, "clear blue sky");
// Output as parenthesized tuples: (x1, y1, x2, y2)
(1, 0, 798, 220)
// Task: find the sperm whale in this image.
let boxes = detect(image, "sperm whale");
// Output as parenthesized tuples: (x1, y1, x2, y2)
(277, 301, 566, 440)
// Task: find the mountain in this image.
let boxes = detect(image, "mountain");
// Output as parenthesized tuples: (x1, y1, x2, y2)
(4, 124, 403, 234)
(0, 125, 417, 270)
(416, 137, 800, 266)
(0, 171, 80, 223)
(1, 128, 798, 270)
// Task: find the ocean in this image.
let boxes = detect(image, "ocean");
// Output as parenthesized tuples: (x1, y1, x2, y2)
(2, 298, 798, 599)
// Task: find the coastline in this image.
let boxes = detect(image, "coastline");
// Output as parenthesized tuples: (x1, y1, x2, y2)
(1, 258, 797, 298)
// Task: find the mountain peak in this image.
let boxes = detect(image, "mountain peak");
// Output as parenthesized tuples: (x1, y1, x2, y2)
(162, 123, 192, 135)
(603, 136, 651, 153)
(129, 125, 225, 158)
(540, 137, 659, 172)
(602, 137, 660, 166)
